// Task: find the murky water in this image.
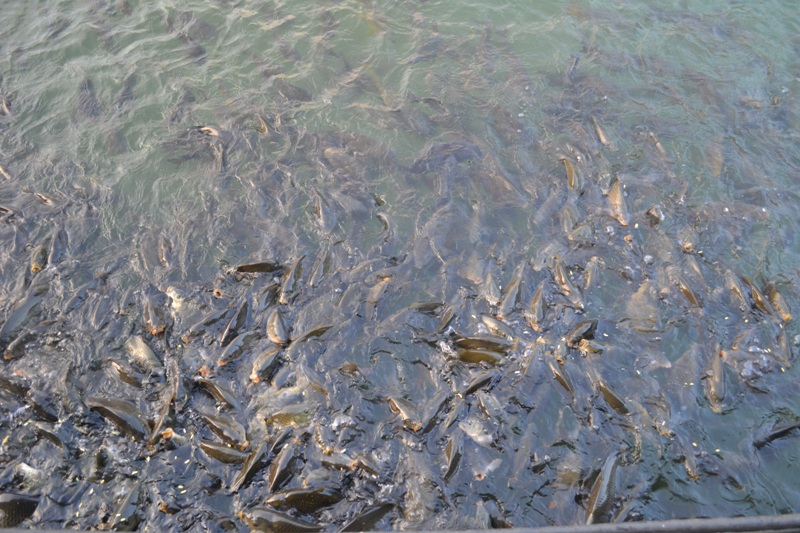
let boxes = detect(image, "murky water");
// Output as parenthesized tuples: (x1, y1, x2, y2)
(1, 0, 800, 530)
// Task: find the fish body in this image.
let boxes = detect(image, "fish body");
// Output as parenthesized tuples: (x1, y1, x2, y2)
(585, 452, 620, 524)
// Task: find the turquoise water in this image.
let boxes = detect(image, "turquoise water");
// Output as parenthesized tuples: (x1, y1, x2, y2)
(1, 0, 799, 529)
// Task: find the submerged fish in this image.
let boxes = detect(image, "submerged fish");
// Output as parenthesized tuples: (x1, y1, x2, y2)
(585, 452, 620, 524)
(0, 493, 39, 528)
(239, 507, 322, 532)
(124, 335, 161, 370)
(30, 244, 47, 273)
(410, 140, 483, 173)
(85, 397, 149, 440)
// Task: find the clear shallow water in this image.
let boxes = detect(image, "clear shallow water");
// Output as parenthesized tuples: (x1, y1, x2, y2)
(1, 0, 800, 530)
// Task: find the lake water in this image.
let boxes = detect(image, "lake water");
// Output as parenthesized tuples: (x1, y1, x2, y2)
(1, 0, 799, 529)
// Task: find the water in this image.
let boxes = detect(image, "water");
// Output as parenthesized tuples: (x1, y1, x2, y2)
(1, 0, 800, 529)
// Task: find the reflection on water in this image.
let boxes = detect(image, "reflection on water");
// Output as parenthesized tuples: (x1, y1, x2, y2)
(1, 0, 800, 529)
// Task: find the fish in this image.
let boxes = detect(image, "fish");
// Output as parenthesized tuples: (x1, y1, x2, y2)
(292, 324, 333, 344)
(194, 376, 242, 411)
(482, 267, 502, 307)
(497, 264, 524, 319)
(670, 268, 703, 308)
(182, 307, 232, 343)
(308, 246, 330, 288)
(458, 416, 494, 447)
(313, 190, 338, 234)
(85, 397, 149, 440)
(268, 439, 299, 492)
(250, 346, 283, 384)
(587, 368, 630, 416)
(476, 389, 505, 421)
(273, 79, 312, 103)
(704, 344, 726, 413)
(198, 409, 248, 450)
(480, 315, 516, 340)
(220, 300, 250, 347)
(525, 281, 547, 332)
(754, 421, 800, 449)
(89, 292, 114, 331)
(453, 334, 515, 353)
(46, 222, 67, 267)
(279, 256, 304, 305)
(463, 368, 499, 396)
(217, 331, 259, 367)
(113, 73, 138, 113)
(1, 277, 50, 354)
(435, 304, 456, 333)
(266, 308, 289, 346)
(339, 503, 394, 532)
(240, 507, 322, 532)
(142, 288, 168, 335)
(199, 439, 250, 464)
(107, 359, 144, 388)
(547, 357, 574, 399)
(552, 256, 582, 307)
(742, 276, 772, 315)
(0, 493, 39, 528)
(0, 95, 10, 116)
(14, 462, 45, 491)
(265, 486, 344, 514)
(608, 177, 630, 226)
(230, 438, 269, 493)
(410, 140, 483, 173)
(148, 358, 182, 446)
(578, 339, 605, 356)
(456, 348, 503, 365)
(77, 78, 102, 118)
(388, 396, 423, 432)
(157, 233, 173, 268)
(0, 371, 30, 399)
(124, 335, 162, 370)
(564, 319, 598, 347)
(561, 157, 584, 193)
(592, 116, 614, 148)
(443, 431, 463, 481)
(29, 244, 47, 273)
(585, 452, 620, 524)
(233, 261, 284, 274)
(766, 284, 792, 323)
(110, 482, 141, 531)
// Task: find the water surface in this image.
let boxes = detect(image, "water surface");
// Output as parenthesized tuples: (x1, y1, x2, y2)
(1, 0, 799, 529)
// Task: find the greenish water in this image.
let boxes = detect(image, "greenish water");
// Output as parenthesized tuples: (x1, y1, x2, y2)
(1, 0, 799, 529)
